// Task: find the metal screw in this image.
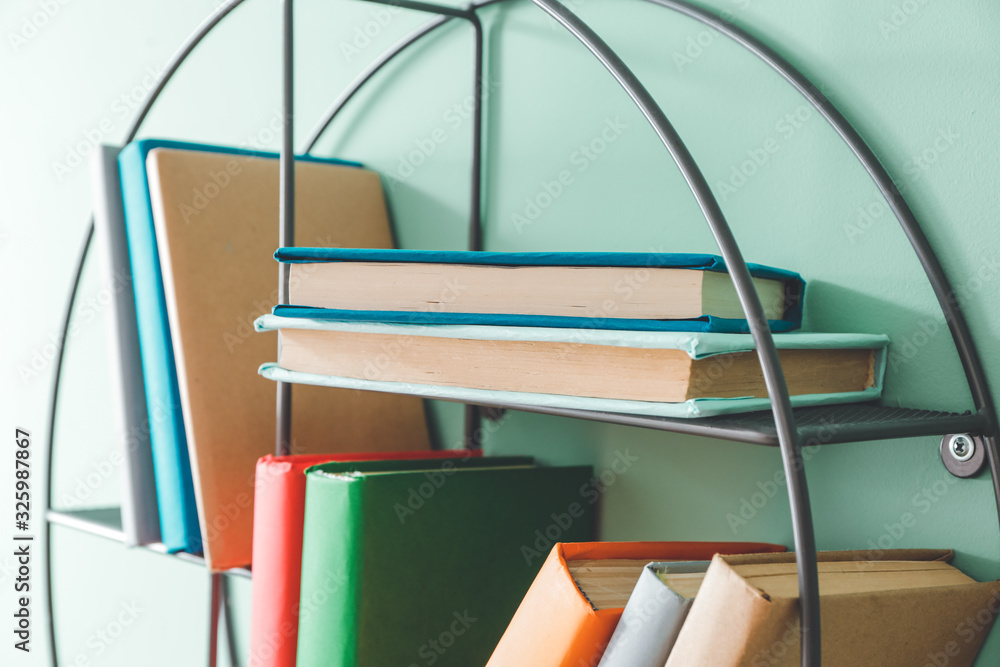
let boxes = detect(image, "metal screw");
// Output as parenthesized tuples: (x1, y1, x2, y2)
(947, 434, 976, 462)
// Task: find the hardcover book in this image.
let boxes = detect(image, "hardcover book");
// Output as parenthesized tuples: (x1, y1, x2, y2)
(272, 247, 806, 333)
(119, 139, 430, 567)
(597, 561, 710, 667)
(295, 458, 596, 667)
(91, 144, 161, 547)
(486, 542, 785, 667)
(249, 450, 481, 667)
(665, 550, 1000, 667)
(256, 315, 889, 419)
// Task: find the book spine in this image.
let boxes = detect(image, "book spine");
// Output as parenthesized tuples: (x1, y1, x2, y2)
(597, 567, 692, 667)
(92, 145, 162, 547)
(295, 473, 364, 667)
(118, 143, 201, 553)
(249, 459, 305, 667)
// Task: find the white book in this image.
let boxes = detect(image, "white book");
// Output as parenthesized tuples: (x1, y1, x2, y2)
(91, 144, 161, 546)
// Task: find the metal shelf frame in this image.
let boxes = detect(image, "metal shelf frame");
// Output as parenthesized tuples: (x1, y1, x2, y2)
(40, 1, 1000, 666)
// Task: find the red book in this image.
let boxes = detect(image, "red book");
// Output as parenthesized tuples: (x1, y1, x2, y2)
(248, 449, 481, 667)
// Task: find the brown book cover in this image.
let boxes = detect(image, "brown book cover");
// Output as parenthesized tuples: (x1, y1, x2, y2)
(147, 148, 430, 571)
(666, 549, 1000, 667)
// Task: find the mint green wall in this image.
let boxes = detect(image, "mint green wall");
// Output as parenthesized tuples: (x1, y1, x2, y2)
(4, 0, 1000, 664)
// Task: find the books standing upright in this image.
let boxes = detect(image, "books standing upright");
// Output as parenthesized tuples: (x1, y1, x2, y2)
(91, 144, 160, 546)
(597, 561, 710, 667)
(295, 459, 595, 667)
(486, 542, 785, 667)
(665, 550, 1000, 666)
(120, 139, 430, 569)
(249, 450, 481, 667)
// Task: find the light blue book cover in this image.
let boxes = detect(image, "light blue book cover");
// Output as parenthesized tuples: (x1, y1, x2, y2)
(118, 139, 359, 553)
(255, 315, 889, 419)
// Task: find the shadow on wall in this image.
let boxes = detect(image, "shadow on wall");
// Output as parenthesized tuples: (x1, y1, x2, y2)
(804, 279, 984, 412)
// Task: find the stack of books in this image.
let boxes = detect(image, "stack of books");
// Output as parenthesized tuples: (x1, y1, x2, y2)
(254, 247, 889, 418)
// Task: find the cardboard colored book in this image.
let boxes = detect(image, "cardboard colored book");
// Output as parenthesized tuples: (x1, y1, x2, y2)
(486, 541, 786, 667)
(119, 139, 430, 567)
(273, 247, 806, 333)
(91, 144, 161, 546)
(257, 315, 888, 418)
(597, 561, 710, 667)
(665, 550, 1000, 667)
(295, 458, 595, 667)
(249, 450, 481, 667)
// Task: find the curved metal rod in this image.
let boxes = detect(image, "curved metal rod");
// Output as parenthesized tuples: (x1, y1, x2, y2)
(43, 3, 249, 666)
(301, 16, 450, 153)
(43, 224, 93, 667)
(302, 0, 510, 154)
(125, 0, 248, 143)
(527, 0, 820, 664)
(645, 0, 1000, 516)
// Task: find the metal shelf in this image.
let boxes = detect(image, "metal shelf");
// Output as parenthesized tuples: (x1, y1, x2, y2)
(46, 508, 251, 579)
(451, 400, 990, 447)
(40, 1, 1000, 667)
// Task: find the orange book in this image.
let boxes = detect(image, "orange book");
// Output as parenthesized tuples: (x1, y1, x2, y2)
(486, 541, 787, 667)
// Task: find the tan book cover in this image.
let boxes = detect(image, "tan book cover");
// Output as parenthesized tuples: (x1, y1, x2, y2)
(147, 148, 430, 571)
(665, 549, 1000, 667)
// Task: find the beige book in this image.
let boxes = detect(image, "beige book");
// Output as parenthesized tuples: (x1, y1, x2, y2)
(275, 326, 877, 403)
(147, 148, 430, 571)
(665, 550, 1000, 667)
(289, 261, 790, 321)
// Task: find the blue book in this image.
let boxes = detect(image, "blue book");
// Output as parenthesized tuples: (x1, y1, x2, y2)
(272, 248, 805, 333)
(118, 139, 359, 553)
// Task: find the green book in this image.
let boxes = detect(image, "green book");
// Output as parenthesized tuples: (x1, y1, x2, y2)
(296, 457, 595, 666)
